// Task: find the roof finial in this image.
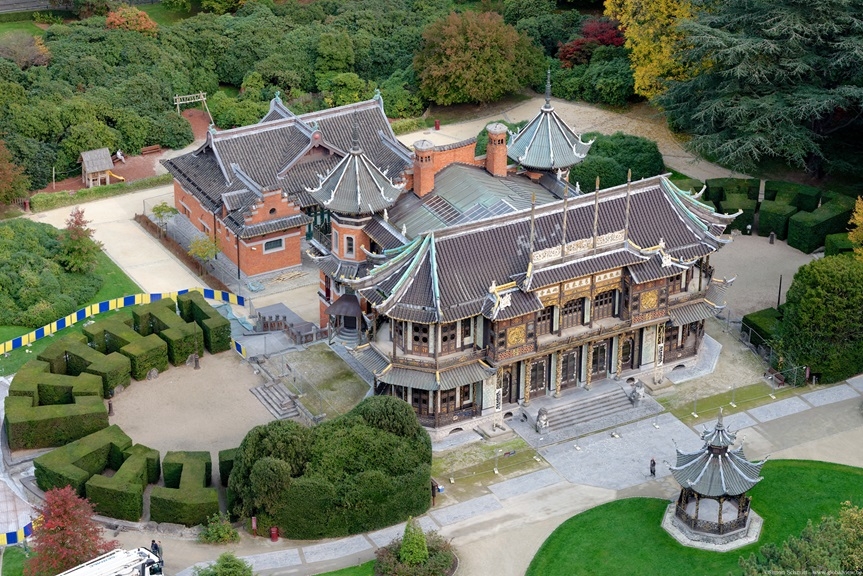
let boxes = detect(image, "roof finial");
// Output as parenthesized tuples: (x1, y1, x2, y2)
(545, 69, 552, 108)
(274, 90, 281, 103)
(351, 111, 360, 153)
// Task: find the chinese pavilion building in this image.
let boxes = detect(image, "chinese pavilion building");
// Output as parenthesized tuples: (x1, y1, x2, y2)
(163, 89, 740, 435)
(664, 410, 766, 548)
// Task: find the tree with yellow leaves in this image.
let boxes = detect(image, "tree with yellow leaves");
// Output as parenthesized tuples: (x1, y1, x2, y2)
(850, 196, 863, 261)
(604, 0, 694, 98)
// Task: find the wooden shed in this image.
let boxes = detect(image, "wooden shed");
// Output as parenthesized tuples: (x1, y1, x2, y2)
(79, 148, 115, 188)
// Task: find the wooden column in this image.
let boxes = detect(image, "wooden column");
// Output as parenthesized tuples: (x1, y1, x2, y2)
(555, 350, 562, 397)
(586, 344, 594, 390)
(523, 361, 532, 406)
(616, 335, 624, 379)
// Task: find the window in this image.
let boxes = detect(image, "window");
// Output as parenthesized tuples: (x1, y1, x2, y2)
(269, 207, 276, 215)
(441, 389, 456, 413)
(461, 384, 473, 406)
(461, 318, 473, 345)
(332, 230, 339, 252)
(263, 238, 283, 253)
(440, 322, 457, 353)
(345, 236, 355, 257)
(561, 298, 584, 329)
(537, 306, 553, 335)
(412, 323, 430, 354)
(412, 390, 430, 415)
(593, 290, 616, 320)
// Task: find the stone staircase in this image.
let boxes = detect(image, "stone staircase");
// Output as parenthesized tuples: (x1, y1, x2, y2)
(250, 383, 300, 420)
(544, 387, 634, 433)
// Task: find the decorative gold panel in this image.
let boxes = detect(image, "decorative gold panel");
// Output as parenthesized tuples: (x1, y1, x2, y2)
(641, 290, 658, 310)
(506, 325, 526, 347)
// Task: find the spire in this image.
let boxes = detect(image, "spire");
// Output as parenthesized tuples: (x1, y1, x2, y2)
(350, 111, 360, 153)
(544, 69, 552, 109)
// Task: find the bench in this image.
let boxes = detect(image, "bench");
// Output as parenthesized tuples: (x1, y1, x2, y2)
(141, 145, 162, 155)
(765, 367, 786, 386)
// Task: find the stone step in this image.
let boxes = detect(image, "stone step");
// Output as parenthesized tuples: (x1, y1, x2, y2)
(544, 389, 634, 432)
(250, 383, 299, 420)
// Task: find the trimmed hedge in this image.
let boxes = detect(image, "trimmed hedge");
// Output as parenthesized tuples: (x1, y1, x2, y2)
(718, 196, 757, 233)
(38, 334, 131, 397)
(229, 396, 432, 540)
(219, 448, 237, 487)
(8, 360, 103, 405)
(757, 201, 798, 240)
(30, 174, 174, 213)
(177, 292, 231, 354)
(765, 180, 821, 211)
(83, 317, 169, 380)
(150, 451, 219, 527)
(86, 444, 160, 522)
(788, 195, 857, 253)
(705, 178, 759, 204)
(742, 308, 781, 348)
(33, 425, 132, 496)
(825, 233, 855, 256)
(5, 395, 108, 451)
(133, 298, 202, 365)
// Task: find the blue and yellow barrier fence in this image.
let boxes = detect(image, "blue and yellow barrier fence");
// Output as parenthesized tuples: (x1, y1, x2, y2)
(1, 287, 245, 355)
(0, 521, 32, 546)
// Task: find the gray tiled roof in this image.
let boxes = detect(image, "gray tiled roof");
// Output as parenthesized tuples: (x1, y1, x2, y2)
(484, 290, 544, 321)
(628, 254, 687, 284)
(668, 301, 719, 326)
(364, 216, 408, 251)
(670, 413, 766, 496)
(506, 98, 592, 170)
(350, 344, 389, 376)
(162, 97, 411, 237)
(307, 144, 403, 216)
(375, 362, 493, 391)
(79, 148, 113, 173)
(349, 176, 735, 324)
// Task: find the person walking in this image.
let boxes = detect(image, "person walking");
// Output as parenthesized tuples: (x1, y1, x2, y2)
(650, 458, 656, 477)
(151, 539, 161, 559)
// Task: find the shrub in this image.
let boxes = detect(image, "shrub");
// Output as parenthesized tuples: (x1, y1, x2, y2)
(764, 180, 821, 211)
(199, 513, 240, 544)
(151, 451, 219, 527)
(375, 529, 455, 576)
(5, 395, 108, 451)
(742, 308, 781, 348)
(400, 518, 429, 565)
(568, 131, 663, 190)
(788, 195, 856, 253)
(825, 233, 854, 256)
(758, 200, 798, 240)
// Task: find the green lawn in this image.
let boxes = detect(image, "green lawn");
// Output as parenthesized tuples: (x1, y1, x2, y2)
(140, 2, 200, 26)
(0, 251, 141, 376)
(0, 21, 44, 37)
(2, 545, 27, 576)
(315, 561, 375, 576)
(526, 460, 863, 576)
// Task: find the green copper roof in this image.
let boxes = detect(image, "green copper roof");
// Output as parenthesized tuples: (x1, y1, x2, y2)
(507, 75, 593, 170)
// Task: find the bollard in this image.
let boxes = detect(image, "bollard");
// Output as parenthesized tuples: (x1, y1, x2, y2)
(434, 119, 440, 131)
(270, 526, 279, 542)
(108, 400, 113, 416)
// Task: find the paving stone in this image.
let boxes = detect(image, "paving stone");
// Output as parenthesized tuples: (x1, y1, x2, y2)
(429, 494, 502, 526)
(695, 411, 757, 434)
(747, 396, 810, 423)
(803, 384, 861, 407)
(368, 517, 439, 548)
(302, 535, 371, 563)
(489, 468, 564, 500)
(848, 375, 863, 392)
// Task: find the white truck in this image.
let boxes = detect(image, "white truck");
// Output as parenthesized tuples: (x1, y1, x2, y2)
(57, 547, 163, 576)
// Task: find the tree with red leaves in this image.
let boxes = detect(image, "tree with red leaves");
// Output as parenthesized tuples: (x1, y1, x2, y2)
(25, 486, 118, 576)
(58, 207, 103, 273)
(558, 17, 625, 68)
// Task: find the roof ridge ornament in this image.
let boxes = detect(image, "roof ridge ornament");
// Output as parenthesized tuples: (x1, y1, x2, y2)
(350, 111, 361, 153)
(544, 68, 552, 109)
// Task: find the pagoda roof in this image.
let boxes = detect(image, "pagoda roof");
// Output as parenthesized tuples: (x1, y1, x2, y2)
(670, 410, 767, 497)
(162, 96, 411, 235)
(347, 175, 737, 324)
(506, 76, 593, 170)
(307, 129, 404, 216)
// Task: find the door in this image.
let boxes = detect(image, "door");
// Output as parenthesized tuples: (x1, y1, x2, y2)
(501, 368, 517, 404)
(560, 349, 580, 389)
(620, 337, 635, 371)
(591, 341, 608, 379)
(530, 358, 548, 394)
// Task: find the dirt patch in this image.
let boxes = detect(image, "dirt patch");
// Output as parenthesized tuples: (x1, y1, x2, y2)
(110, 351, 272, 457)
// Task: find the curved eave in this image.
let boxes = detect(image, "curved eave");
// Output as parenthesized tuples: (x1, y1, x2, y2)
(508, 107, 593, 170)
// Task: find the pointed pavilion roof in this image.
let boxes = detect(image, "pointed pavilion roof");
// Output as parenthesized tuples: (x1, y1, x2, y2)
(507, 71, 593, 170)
(669, 410, 767, 497)
(306, 120, 404, 216)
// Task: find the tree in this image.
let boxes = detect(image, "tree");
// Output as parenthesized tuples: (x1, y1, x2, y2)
(188, 233, 220, 274)
(400, 517, 429, 565)
(0, 140, 30, 206)
(25, 486, 118, 576)
(414, 11, 544, 105)
(604, 0, 694, 98)
(106, 5, 159, 37)
(152, 201, 179, 236)
(776, 256, 863, 383)
(655, 0, 863, 176)
(739, 503, 863, 574)
(58, 207, 103, 273)
(192, 552, 253, 576)
(0, 31, 52, 69)
(849, 197, 863, 261)
(503, 0, 556, 25)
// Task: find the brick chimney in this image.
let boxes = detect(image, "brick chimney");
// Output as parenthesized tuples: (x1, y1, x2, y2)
(412, 140, 435, 197)
(485, 123, 508, 177)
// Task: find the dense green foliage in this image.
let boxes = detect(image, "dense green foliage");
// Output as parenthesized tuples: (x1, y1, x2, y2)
(229, 396, 432, 539)
(776, 256, 863, 382)
(150, 451, 219, 527)
(177, 291, 231, 353)
(193, 553, 253, 576)
(0, 218, 103, 327)
(787, 195, 856, 254)
(399, 518, 429, 566)
(526, 460, 863, 576)
(199, 513, 240, 544)
(85, 444, 160, 521)
(657, 0, 863, 176)
(568, 131, 664, 189)
(757, 201, 798, 241)
(825, 233, 854, 257)
(741, 307, 781, 348)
